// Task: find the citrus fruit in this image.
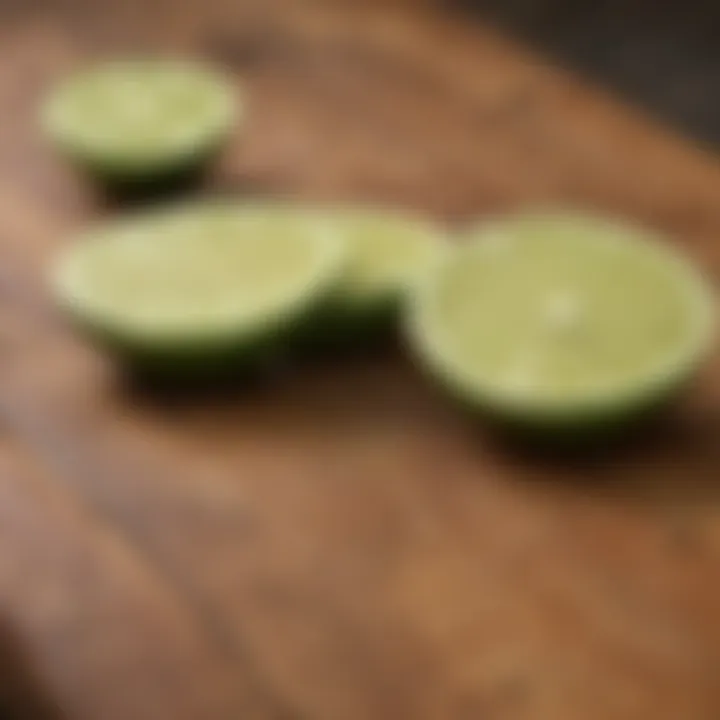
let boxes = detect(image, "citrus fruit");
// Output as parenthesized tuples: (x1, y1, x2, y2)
(335, 208, 446, 315)
(303, 206, 447, 345)
(42, 59, 237, 190)
(408, 212, 716, 435)
(53, 203, 346, 378)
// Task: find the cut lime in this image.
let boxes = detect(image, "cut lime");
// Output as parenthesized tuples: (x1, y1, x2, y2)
(408, 212, 716, 433)
(42, 59, 237, 186)
(304, 207, 447, 343)
(336, 208, 446, 312)
(54, 203, 346, 377)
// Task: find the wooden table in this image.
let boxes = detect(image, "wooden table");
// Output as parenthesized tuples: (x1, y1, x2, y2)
(1, 1, 719, 718)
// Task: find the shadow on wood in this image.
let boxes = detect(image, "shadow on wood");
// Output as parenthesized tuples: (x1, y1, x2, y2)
(453, 0, 720, 147)
(0, 621, 66, 720)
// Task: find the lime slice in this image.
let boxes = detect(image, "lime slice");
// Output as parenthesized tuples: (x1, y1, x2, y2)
(301, 207, 447, 343)
(335, 208, 446, 312)
(42, 59, 236, 183)
(408, 212, 716, 432)
(54, 203, 346, 376)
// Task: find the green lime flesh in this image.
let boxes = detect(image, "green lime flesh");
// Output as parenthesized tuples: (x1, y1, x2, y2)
(43, 59, 237, 181)
(54, 203, 346, 375)
(409, 213, 716, 432)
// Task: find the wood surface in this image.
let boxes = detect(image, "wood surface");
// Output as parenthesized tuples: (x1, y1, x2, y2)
(1, 1, 720, 718)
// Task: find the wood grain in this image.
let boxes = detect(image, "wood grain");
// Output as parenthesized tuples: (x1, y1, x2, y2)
(0, 1, 719, 719)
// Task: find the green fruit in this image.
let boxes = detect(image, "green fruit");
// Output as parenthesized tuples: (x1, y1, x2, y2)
(407, 212, 716, 436)
(42, 59, 237, 191)
(303, 206, 447, 346)
(53, 202, 346, 379)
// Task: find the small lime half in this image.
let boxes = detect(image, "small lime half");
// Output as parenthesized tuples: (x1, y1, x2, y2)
(336, 208, 446, 312)
(54, 203, 346, 376)
(304, 207, 447, 343)
(42, 59, 237, 185)
(408, 212, 716, 433)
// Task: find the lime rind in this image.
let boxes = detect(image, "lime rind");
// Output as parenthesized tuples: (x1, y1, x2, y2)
(408, 213, 716, 430)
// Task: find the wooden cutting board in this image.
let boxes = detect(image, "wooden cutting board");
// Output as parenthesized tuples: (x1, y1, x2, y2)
(1, 1, 719, 719)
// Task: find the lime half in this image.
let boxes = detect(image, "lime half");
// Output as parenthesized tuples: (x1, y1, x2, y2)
(304, 207, 447, 343)
(335, 208, 446, 312)
(43, 59, 236, 183)
(408, 213, 716, 432)
(54, 204, 345, 375)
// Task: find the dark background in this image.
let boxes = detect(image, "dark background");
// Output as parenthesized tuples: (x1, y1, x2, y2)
(459, 0, 720, 147)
